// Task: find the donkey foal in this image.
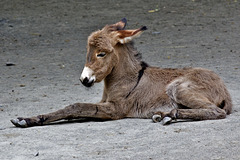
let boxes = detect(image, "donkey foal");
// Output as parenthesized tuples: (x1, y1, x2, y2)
(11, 18, 232, 127)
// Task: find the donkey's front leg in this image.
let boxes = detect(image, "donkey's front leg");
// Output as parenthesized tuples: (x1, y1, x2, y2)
(11, 102, 118, 127)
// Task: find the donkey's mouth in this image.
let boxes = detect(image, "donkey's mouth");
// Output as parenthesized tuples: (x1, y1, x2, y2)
(81, 77, 95, 87)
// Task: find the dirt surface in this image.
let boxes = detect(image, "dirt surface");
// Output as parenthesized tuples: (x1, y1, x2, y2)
(1, 0, 240, 159)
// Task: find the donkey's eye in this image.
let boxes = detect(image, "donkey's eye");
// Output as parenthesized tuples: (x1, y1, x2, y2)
(97, 52, 106, 58)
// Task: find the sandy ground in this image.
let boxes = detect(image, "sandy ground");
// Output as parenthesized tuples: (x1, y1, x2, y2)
(0, 0, 240, 159)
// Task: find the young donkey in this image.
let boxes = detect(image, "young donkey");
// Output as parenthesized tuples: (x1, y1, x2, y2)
(11, 18, 232, 127)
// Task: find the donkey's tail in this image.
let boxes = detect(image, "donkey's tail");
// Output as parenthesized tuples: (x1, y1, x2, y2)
(219, 98, 232, 115)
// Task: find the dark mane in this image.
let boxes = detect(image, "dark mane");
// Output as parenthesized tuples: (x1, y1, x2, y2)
(124, 41, 149, 67)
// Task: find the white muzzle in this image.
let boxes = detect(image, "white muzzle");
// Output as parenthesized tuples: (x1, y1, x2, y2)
(80, 67, 96, 87)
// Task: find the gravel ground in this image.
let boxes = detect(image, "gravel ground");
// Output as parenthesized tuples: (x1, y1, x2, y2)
(0, 0, 239, 159)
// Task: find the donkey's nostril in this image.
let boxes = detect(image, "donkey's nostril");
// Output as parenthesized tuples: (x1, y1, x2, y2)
(82, 77, 89, 84)
(81, 77, 94, 87)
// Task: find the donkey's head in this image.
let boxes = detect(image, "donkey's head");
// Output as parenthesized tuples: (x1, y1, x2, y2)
(80, 18, 147, 87)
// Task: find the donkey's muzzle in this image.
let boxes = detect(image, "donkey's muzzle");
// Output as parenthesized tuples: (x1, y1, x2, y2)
(81, 77, 94, 87)
(80, 66, 96, 87)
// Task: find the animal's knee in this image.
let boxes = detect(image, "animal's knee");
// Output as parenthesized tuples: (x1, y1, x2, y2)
(166, 78, 190, 101)
(166, 80, 179, 101)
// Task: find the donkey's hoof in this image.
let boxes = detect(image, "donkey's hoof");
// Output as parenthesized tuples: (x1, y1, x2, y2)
(161, 117, 172, 125)
(11, 119, 28, 128)
(152, 115, 162, 123)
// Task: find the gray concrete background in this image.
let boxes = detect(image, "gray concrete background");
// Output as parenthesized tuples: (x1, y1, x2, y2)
(0, 0, 239, 159)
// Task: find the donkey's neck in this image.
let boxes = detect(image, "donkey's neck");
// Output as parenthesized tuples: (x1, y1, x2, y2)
(104, 43, 144, 88)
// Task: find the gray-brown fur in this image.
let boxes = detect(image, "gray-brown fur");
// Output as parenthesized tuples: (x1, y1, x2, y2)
(11, 18, 232, 127)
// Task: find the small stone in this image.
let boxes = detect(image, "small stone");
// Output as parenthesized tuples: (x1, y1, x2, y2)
(6, 62, 15, 66)
(19, 84, 26, 87)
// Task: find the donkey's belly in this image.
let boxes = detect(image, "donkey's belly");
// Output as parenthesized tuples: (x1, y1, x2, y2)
(127, 100, 175, 119)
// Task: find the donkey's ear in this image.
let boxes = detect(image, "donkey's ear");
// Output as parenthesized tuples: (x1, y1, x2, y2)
(117, 26, 147, 44)
(110, 18, 127, 31)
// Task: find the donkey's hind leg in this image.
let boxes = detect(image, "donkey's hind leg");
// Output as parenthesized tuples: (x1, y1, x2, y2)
(153, 79, 227, 124)
(153, 97, 227, 125)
